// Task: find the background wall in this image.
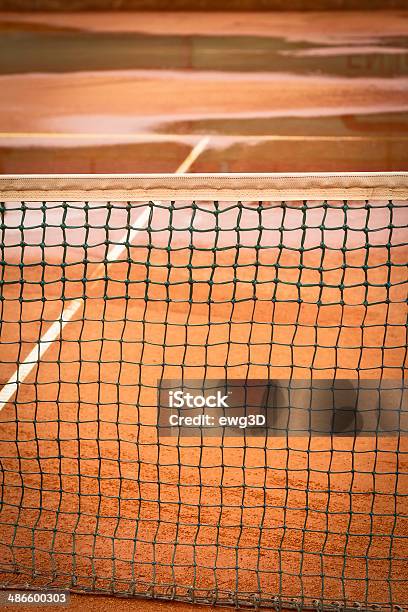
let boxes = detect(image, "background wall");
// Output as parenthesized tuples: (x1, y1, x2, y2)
(0, 0, 404, 10)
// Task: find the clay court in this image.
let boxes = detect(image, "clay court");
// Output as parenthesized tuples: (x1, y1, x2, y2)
(0, 7, 407, 612)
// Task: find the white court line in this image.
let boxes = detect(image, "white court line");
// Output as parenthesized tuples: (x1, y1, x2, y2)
(174, 136, 210, 174)
(1, 133, 407, 142)
(0, 136, 210, 411)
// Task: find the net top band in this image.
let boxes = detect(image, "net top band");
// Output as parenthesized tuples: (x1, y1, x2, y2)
(1, 172, 408, 201)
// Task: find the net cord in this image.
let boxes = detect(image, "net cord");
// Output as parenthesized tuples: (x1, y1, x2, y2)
(0, 172, 407, 201)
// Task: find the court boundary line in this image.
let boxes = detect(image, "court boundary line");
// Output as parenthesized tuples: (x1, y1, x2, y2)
(2, 133, 408, 142)
(0, 136, 210, 412)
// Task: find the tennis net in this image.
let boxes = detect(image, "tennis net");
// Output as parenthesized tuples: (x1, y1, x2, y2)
(0, 173, 407, 610)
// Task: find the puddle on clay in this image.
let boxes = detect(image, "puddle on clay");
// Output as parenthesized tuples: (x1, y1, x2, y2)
(154, 110, 408, 136)
(0, 30, 407, 77)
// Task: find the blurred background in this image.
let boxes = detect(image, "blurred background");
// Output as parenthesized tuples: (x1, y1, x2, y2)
(0, 0, 407, 173)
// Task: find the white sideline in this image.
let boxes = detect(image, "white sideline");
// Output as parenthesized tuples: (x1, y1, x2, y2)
(0, 136, 210, 412)
(174, 136, 210, 174)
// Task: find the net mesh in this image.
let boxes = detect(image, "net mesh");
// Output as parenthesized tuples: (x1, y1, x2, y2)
(0, 175, 407, 610)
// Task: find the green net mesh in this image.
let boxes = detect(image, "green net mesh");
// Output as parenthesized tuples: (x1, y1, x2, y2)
(0, 178, 407, 609)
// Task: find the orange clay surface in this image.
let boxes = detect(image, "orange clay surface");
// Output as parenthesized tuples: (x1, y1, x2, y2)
(1, 74, 407, 135)
(1, 11, 407, 40)
(1, 11, 407, 175)
(0, 12, 407, 135)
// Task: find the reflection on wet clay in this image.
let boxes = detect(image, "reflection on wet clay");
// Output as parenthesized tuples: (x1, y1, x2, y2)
(0, 31, 407, 77)
(155, 111, 408, 136)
